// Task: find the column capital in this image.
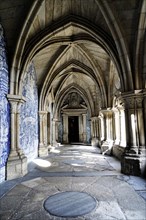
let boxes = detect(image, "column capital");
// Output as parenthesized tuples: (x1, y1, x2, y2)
(91, 116, 99, 121)
(38, 110, 48, 115)
(99, 109, 113, 118)
(7, 94, 26, 102)
(62, 113, 67, 117)
(52, 118, 59, 123)
(121, 90, 143, 109)
(7, 94, 26, 113)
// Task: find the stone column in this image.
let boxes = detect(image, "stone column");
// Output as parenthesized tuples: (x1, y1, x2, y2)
(17, 101, 27, 158)
(47, 112, 51, 146)
(121, 91, 146, 176)
(91, 116, 99, 147)
(52, 118, 59, 146)
(113, 109, 120, 146)
(7, 94, 27, 180)
(119, 107, 126, 147)
(79, 115, 83, 142)
(101, 109, 114, 155)
(82, 114, 87, 143)
(98, 113, 105, 142)
(39, 111, 48, 156)
(63, 114, 68, 143)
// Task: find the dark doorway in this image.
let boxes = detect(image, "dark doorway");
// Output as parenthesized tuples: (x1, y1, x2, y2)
(68, 116, 79, 143)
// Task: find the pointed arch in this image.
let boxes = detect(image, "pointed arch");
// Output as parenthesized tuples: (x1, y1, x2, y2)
(53, 84, 93, 119)
(96, 0, 133, 91)
(12, 15, 124, 97)
(134, 0, 146, 89)
(10, 0, 43, 95)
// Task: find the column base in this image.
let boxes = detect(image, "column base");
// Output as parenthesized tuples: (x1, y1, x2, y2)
(0, 166, 6, 183)
(63, 134, 68, 144)
(121, 154, 146, 176)
(91, 138, 99, 147)
(101, 140, 113, 155)
(83, 133, 87, 143)
(7, 155, 27, 180)
(39, 144, 48, 157)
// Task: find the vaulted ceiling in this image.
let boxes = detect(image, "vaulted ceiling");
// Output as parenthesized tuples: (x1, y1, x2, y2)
(0, 0, 145, 112)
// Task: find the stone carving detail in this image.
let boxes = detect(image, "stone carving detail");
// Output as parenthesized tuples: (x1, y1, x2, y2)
(63, 92, 86, 109)
(123, 94, 143, 109)
(0, 24, 10, 183)
(69, 92, 79, 107)
(20, 63, 38, 161)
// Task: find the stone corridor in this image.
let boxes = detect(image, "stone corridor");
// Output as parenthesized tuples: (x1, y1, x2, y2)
(0, 145, 146, 220)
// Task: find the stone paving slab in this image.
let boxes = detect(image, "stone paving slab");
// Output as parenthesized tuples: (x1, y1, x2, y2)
(0, 145, 146, 220)
(1, 175, 145, 220)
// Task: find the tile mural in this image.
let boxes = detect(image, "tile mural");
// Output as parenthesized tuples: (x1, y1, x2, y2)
(0, 25, 10, 183)
(20, 63, 38, 161)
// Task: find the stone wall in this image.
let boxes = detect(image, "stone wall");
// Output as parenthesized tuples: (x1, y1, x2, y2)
(20, 63, 38, 161)
(0, 25, 10, 183)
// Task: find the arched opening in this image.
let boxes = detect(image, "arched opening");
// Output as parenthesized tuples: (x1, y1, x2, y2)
(0, 0, 144, 182)
(68, 116, 79, 143)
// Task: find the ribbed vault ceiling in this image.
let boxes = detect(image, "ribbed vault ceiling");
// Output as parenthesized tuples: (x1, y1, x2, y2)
(0, 0, 144, 111)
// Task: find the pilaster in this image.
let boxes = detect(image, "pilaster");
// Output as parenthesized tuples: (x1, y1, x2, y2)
(91, 116, 99, 147)
(39, 111, 48, 157)
(100, 109, 114, 155)
(82, 114, 87, 143)
(52, 118, 59, 146)
(7, 94, 27, 180)
(63, 114, 68, 143)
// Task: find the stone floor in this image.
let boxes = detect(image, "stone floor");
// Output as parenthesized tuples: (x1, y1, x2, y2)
(0, 144, 146, 220)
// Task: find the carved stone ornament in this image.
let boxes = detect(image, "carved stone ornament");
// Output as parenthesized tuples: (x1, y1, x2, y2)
(62, 92, 86, 109)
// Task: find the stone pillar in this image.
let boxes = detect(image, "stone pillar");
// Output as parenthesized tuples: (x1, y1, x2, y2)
(39, 111, 48, 156)
(7, 94, 27, 180)
(91, 116, 99, 147)
(101, 109, 114, 155)
(63, 114, 68, 143)
(79, 115, 83, 142)
(113, 109, 120, 146)
(112, 106, 126, 159)
(121, 91, 146, 176)
(119, 107, 126, 147)
(52, 118, 59, 146)
(47, 112, 51, 148)
(98, 113, 105, 142)
(82, 114, 87, 143)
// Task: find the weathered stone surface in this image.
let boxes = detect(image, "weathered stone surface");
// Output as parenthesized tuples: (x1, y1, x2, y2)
(0, 145, 146, 220)
(121, 155, 146, 176)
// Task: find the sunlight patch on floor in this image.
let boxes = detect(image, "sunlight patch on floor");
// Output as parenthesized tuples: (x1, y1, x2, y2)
(33, 158, 52, 168)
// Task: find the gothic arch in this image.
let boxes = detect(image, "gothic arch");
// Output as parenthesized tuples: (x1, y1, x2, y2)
(134, 0, 146, 89)
(12, 16, 124, 98)
(9, 0, 43, 95)
(96, 0, 133, 91)
(53, 84, 93, 119)
(42, 59, 106, 111)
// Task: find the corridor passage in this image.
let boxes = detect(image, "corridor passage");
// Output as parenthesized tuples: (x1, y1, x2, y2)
(0, 145, 146, 220)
